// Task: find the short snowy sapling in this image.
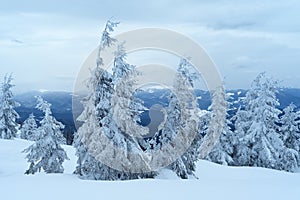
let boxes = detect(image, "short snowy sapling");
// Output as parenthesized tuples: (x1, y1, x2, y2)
(23, 96, 68, 174)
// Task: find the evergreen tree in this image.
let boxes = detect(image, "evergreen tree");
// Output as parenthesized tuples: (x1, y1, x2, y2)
(0, 74, 20, 139)
(23, 96, 68, 174)
(279, 103, 300, 172)
(110, 43, 148, 139)
(155, 93, 181, 150)
(280, 103, 300, 152)
(94, 43, 155, 179)
(75, 20, 121, 180)
(96, 20, 119, 67)
(170, 118, 204, 179)
(161, 91, 187, 178)
(207, 92, 235, 166)
(76, 21, 155, 180)
(73, 131, 87, 176)
(233, 73, 284, 169)
(73, 130, 128, 180)
(153, 58, 201, 179)
(20, 113, 38, 140)
(75, 20, 117, 179)
(232, 107, 252, 166)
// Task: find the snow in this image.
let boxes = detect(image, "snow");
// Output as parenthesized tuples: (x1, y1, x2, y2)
(1, 139, 300, 200)
(38, 89, 49, 93)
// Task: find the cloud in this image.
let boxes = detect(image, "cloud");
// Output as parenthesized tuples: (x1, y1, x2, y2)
(1, 0, 300, 91)
(11, 39, 23, 44)
(231, 56, 258, 69)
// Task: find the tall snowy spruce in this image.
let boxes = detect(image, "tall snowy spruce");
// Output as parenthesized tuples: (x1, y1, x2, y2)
(23, 96, 68, 174)
(75, 21, 155, 180)
(152, 58, 201, 179)
(0, 74, 20, 139)
(279, 103, 300, 172)
(20, 113, 38, 140)
(75, 20, 118, 180)
(233, 73, 285, 170)
(98, 42, 154, 179)
(206, 90, 235, 166)
(110, 43, 148, 139)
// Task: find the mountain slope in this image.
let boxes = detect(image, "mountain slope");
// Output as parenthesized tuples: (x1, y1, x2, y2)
(14, 88, 300, 145)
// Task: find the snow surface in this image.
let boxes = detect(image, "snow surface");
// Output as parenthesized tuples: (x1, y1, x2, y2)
(226, 92, 235, 96)
(0, 139, 299, 200)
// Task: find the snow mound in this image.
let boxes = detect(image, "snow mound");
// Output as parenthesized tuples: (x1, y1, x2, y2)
(0, 139, 299, 200)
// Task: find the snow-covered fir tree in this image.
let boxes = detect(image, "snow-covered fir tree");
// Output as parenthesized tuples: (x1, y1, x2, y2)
(233, 73, 285, 169)
(280, 103, 300, 153)
(155, 58, 197, 150)
(20, 113, 38, 140)
(154, 93, 180, 150)
(73, 130, 119, 180)
(75, 20, 121, 180)
(96, 20, 119, 67)
(232, 106, 252, 166)
(110, 43, 148, 139)
(199, 86, 227, 161)
(278, 103, 300, 172)
(170, 117, 203, 179)
(206, 91, 235, 166)
(94, 42, 155, 178)
(0, 74, 20, 139)
(76, 21, 155, 180)
(75, 20, 118, 179)
(73, 131, 87, 176)
(159, 91, 186, 178)
(152, 58, 201, 179)
(23, 96, 68, 174)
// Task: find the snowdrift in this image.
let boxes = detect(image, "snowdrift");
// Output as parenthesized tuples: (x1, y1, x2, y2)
(0, 139, 299, 200)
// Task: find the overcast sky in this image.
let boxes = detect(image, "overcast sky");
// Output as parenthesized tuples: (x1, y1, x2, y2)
(1, 0, 300, 92)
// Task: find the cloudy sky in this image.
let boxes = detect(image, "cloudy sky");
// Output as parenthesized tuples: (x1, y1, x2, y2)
(1, 0, 300, 92)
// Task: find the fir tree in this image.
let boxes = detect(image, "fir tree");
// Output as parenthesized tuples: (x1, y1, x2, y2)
(202, 86, 227, 156)
(279, 103, 300, 172)
(96, 20, 119, 67)
(23, 96, 68, 174)
(233, 73, 284, 169)
(75, 20, 120, 180)
(20, 113, 38, 140)
(207, 92, 235, 166)
(73, 131, 122, 180)
(110, 43, 148, 139)
(154, 58, 201, 179)
(94, 43, 155, 179)
(232, 107, 252, 166)
(73, 131, 87, 176)
(75, 21, 155, 180)
(0, 74, 20, 139)
(280, 103, 300, 153)
(75, 20, 117, 179)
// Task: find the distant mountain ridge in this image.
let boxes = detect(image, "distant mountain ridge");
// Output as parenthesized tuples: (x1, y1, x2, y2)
(14, 88, 300, 144)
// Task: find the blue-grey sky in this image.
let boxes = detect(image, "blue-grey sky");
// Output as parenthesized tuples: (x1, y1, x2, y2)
(1, 0, 300, 92)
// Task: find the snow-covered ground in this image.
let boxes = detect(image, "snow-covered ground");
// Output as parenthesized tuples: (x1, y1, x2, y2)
(0, 139, 299, 200)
